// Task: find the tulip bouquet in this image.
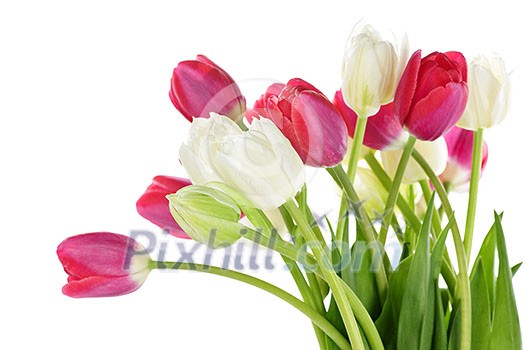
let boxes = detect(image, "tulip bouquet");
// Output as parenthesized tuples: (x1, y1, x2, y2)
(57, 24, 520, 349)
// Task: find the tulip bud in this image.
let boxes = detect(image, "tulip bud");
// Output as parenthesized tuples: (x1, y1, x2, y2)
(380, 137, 448, 184)
(457, 53, 511, 130)
(246, 78, 348, 167)
(170, 55, 246, 123)
(394, 50, 469, 141)
(341, 24, 408, 117)
(179, 113, 305, 210)
(136, 175, 192, 239)
(57, 232, 151, 298)
(333, 90, 408, 151)
(439, 127, 489, 192)
(167, 185, 244, 248)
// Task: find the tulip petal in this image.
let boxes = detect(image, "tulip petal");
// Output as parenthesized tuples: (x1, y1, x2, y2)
(445, 51, 468, 81)
(394, 50, 422, 123)
(62, 274, 146, 298)
(57, 233, 149, 278)
(405, 82, 468, 141)
(291, 91, 348, 166)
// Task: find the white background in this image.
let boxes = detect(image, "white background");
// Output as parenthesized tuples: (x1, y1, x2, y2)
(1, 0, 524, 349)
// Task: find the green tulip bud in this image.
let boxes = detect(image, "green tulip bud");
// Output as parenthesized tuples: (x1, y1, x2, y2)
(167, 185, 244, 248)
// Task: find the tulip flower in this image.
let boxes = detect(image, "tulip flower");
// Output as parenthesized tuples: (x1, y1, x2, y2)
(167, 185, 244, 248)
(380, 137, 448, 184)
(179, 113, 305, 210)
(169, 55, 246, 123)
(341, 24, 408, 118)
(57, 232, 151, 298)
(246, 79, 348, 167)
(136, 175, 192, 239)
(457, 53, 511, 130)
(394, 50, 468, 141)
(333, 90, 408, 151)
(439, 127, 489, 192)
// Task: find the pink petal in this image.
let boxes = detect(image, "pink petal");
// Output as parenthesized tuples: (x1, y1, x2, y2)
(291, 91, 347, 166)
(62, 275, 142, 298)
(57, 232, 144, 279)
(394, 50, 422, 124)
(405, 82, 468, 141)
(445, 51, 468, 81)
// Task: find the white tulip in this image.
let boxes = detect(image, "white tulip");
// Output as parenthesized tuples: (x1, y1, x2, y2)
(180, 113, 305, 210)
(457, 53, 511, 129)
(341, 24, 408, 118)
(380, 137, 448, 184)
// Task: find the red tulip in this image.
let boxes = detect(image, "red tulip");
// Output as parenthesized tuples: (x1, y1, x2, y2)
(169, 55, 246, 123)
(439, 126, 488, 192)
(394, 50, 468, 141)
(333, 90, 408, 151)
(246, 79, 348, 167)
(136, 175, 192, 239)
(57, 232, 151, 298)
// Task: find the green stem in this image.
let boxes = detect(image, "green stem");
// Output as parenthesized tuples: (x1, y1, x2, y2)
(347, 116, 369, 182)
(412, 149, 471, 350)
(464, 128, 484, 264)
(419, 180, 443, 237)
(327, 165, 390, 304)
(242, 227, 385, 350)
(364, 153, 421, 232)
(284, 201, 365, 350)
(378, 136, 417, 245)
(251, 208, 327, 348)
(150, 262, 350, 350)
(365, 153, 457, 291)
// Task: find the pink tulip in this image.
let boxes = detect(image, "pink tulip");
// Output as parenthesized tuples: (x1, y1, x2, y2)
(333, 90, 408, 151)
(394, 50, 468, 141)
(57, 232, 151, 298)
(169, 55, 246, 122)
(439, 127, 488, 192)
(136, 175, 192, 238)
(246, 79, 348, 167)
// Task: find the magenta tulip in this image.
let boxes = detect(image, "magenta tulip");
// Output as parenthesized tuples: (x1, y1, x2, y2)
(439, 127, 488, 192)
(394, 50, 468, 141)
(169, 55, 246, 122)
(246, 79, 348, 167)
(136, 175, 192, 239)
(57, 232, 151, 298)
(333, 90, 408, 151)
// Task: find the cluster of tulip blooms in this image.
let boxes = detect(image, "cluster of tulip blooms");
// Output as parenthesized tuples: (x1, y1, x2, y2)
(57, 24, 520, 349)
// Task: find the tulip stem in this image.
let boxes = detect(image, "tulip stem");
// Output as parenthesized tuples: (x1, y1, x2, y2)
(463, 128, 484, 264)
(365, 153, 457, 292)
(284, 200, 366, 350)
(378, 136, 417, 246)
(326, 165, 390, 304)
(241, 227, 385, 350)
(412, 149, 471, 350)
(364, 153, 421, 232)
(347, 116, 369, 182)
(149, 261, 351, 350)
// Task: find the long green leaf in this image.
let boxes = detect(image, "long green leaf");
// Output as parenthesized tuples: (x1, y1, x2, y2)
(470, 260, 492, 350)
(397, 194, 434, 349)
(489, 212, 522, 349)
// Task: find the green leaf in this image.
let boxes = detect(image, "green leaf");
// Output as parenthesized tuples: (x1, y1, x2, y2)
(325, 294, 347, 349)
(433, 282, 448, 350)
(375, 255, 412, 349)
(470, 260, 492, 350)
(489, 212, 522, 349)
(511, 262, 522, 277)
(471, 219, 497, 311)
(346, 219, 380, 319)
(397, 193, 434, 349)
